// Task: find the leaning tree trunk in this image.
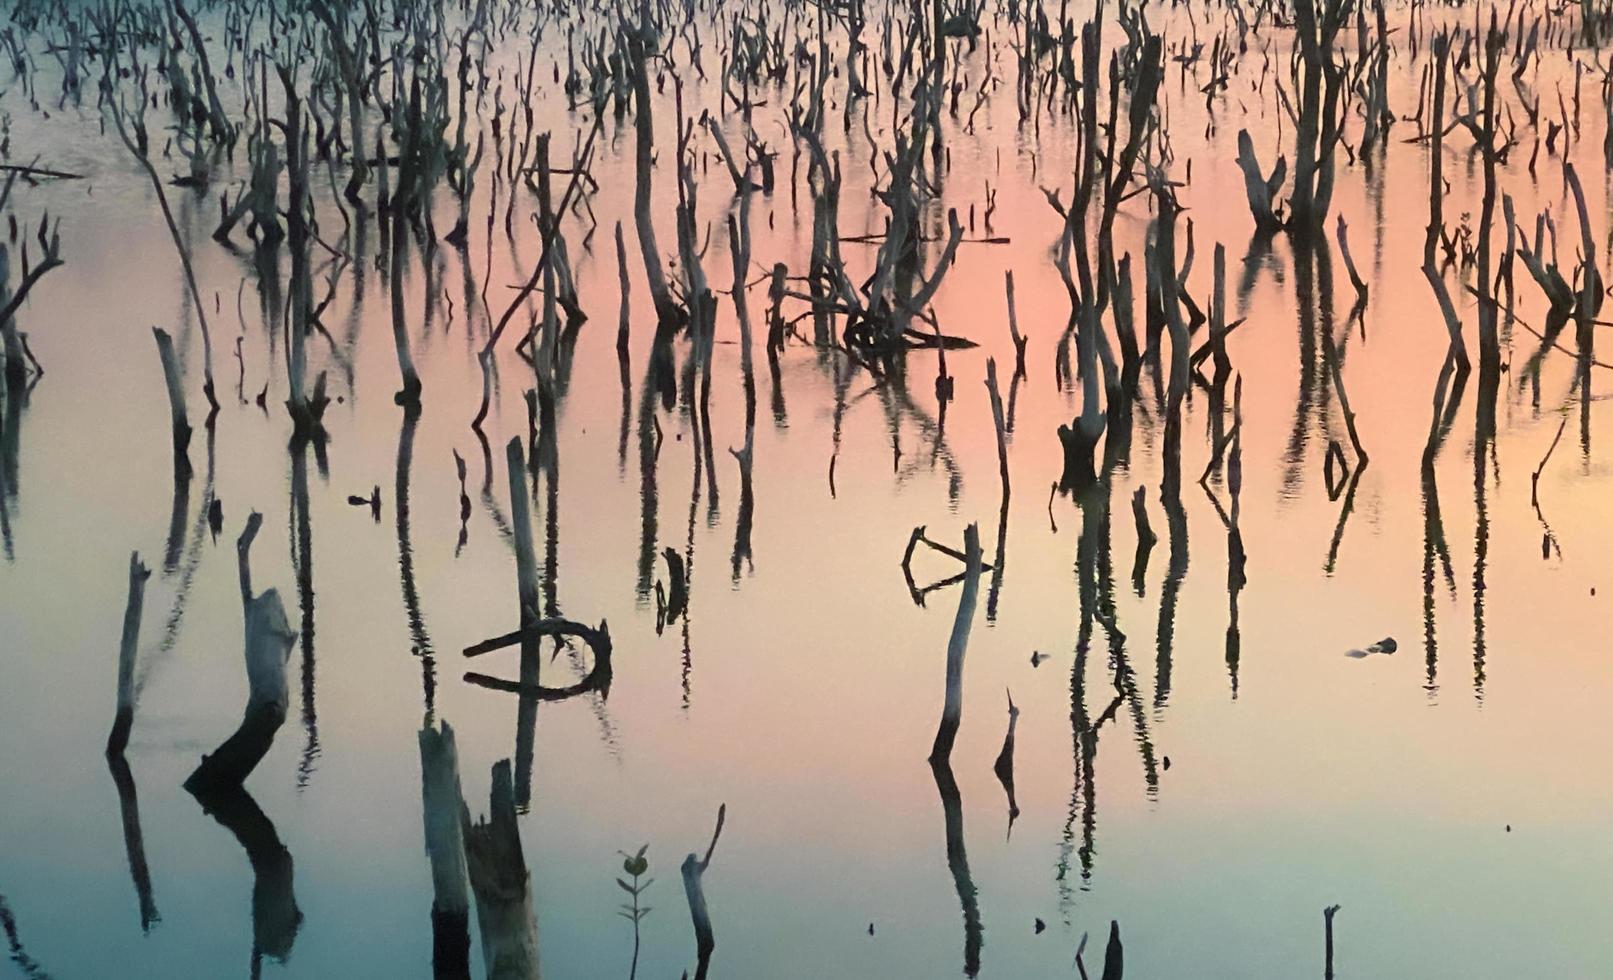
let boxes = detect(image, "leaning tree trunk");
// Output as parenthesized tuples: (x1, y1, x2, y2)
(184, 513, 294, 795)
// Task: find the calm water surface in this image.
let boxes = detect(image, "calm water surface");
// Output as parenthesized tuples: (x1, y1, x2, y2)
(1, 2, 1611, 977)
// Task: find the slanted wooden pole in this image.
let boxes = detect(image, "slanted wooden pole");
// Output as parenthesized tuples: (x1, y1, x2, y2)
(1004, 271, 1026, 376)
(506, 438, 540, 628)
(929, 523, 982, 763)
(184, 513, 294, 794)
(985, 359, 1009, 504)
(420, 719, 471, 979)
(152, 327, 191, 474)
(107, 552, 151, 758)
(680, 803, 727, 980)
(463, 759, 540, 980)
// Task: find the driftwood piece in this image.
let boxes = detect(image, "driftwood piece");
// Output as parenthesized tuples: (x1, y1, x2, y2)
(462, 618, 614, 699)
(107, 752, 160, 931)
(184, 513, 294, 795)
(463, 759, 540, 980)
(680, 803, 727, 980)
(107, 552, 151, 757)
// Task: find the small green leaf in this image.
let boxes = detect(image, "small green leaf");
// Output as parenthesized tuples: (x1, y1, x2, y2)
(616, 878, 636, 894)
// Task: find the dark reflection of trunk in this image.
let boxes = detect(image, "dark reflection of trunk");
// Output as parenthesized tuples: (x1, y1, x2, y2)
(513, 634, 540, 812)
(254, 241, 285, 373)
(1472, 364, 1497, 700)
(289, 444, 320, 785)
(1089, 473, 1157, 794)
(1059, 596, 1125, 903)
(636, 338, 673, 602)
(618, 354, 632, 474)
(0, 380, 24, 561)
(535, 382, 619, 753)
(0, 891, 53, 979)
(396, 405, 437, 713)
(1205, 414, 1247, 699)
(137, 425, 215, 697)
(993, 695, 1020, 834)
(107, 754, 160, 932)
(190, 786, 302, 970)
(1060, 475, 1142, 905)
(680, 421, 702, 710)
(986, 493, 1009, 622)
(928, 757, 981, 978)
(730, 456, 754, 581)
(1283, 236, 1323, 496)
(1420, 353, 1467, 696)
(163, 456, 192, 575)
(1153, 481, 1188, 709)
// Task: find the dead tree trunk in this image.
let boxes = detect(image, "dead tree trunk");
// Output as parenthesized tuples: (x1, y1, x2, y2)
(106, 552, 151, 757)
(680, 803, 727, 980)
(929, 523, 982, 763)
(184, 513, 294, 795)
(463, 759, 540, 980)
(419, 720, 471, 979)
(152, 327, 191, 476)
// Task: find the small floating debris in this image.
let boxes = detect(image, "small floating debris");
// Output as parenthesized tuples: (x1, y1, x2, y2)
(347, 485, 381, 520)
(1344, 637, 1397, 659)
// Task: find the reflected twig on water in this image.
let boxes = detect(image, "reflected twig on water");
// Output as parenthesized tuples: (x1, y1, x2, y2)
(1472, 365, 1498, 702)
(0, 891, 54, 980)
(1421, 350, 1468, 696)
(994, 690, 1020, 836)
(680, 419, 702, 710)
(1153, 479, 1188, 710)
(1531, 416, 1568, 559)
(635, 338, 673, 604)
(1282, 233, 1324, 497)
(0, 380, 25, 561)
(396, 405, 437, 714)
(193, 785, 302, 975)
(107, 753, 160, 933)
(135, 424, 215, 697)
(929, 756, 982, 978)
(288, 442, 321, 787)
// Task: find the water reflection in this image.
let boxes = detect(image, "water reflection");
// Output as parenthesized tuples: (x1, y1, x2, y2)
(396, 405, 438, 713)
(289, 441, 322, 784)
(0, 891, 52, 979)
(106, 754, 159, 933)
(190, 786, 302, 974)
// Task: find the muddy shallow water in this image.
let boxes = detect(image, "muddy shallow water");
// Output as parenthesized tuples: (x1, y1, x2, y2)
(1, 1, 1611, 977)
